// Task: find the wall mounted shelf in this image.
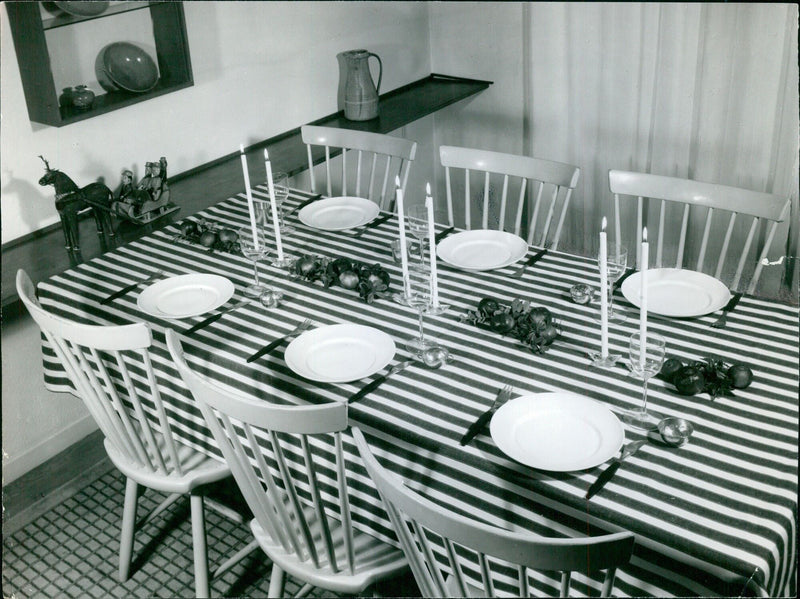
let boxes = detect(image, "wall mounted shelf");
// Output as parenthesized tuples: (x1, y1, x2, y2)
(6, 1, 192, 127)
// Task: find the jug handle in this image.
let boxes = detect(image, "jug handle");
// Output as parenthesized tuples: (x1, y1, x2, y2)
(368, 52, 383, 95)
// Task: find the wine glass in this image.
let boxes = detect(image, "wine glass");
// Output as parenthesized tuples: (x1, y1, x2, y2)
(622, 332, 666, 429)
(270, 171, 294, 235)
(238, 227, 272, 298)
(406, 205, 429, 268)
(599, 243, 628, 323)
(402, 265, 446, 355)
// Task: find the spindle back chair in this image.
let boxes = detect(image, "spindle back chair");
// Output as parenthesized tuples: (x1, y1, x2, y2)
(609, 170, 791, 293)
(16, 270, 234, 598)
(353, 427, 635, 598)
(166, 330, 407, 597)
(301, 125, 417, 211)
(439, 145, 580, 249)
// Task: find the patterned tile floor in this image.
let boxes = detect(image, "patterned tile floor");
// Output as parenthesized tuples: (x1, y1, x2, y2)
(2, 468, 419, 598)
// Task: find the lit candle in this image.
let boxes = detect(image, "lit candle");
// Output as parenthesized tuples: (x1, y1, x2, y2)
(240, 144, 259, 249)
(264, 149, 284, 260)
(425, 184, 439, 307)
(639, 227, 649, 369)
(395, 176, 412, 298)
(599, 217, 609, 358)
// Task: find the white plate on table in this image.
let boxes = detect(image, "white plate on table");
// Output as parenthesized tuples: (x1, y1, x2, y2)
(621, 268, 731, 318)
(298, 196, 380, 231)
(285, 323, 395, 383)
(490, 392, 624, 472)
(137, 274, 235, 319)
(436, 230, 528, 271)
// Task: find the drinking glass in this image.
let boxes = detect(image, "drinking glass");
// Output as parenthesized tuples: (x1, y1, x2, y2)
(270, 171, 294, 235)
(599, 243, 628, 323)
(238, 227, 272, 298)
(407, 205, 429, 268)
(402, 265, 446, 355)
(622, 332, 666, 429)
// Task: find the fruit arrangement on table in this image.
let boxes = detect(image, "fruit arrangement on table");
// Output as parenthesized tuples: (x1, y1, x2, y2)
(461, 297, 561, 354)
(659, 356, 754, 400)
(292, 254, 391, 304)
(173, 219, 241, 253)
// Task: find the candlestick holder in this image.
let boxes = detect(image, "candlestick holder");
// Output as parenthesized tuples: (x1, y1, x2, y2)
(588, 351, 622, 369)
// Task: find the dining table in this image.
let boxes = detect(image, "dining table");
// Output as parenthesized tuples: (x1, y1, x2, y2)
(35, 183, 798, 598)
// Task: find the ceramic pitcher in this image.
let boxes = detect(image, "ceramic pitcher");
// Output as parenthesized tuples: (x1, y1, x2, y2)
(341, 49, 382, 121)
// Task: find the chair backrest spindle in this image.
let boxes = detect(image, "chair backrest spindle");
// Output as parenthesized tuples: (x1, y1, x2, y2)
(353, 427, 635, 598)
(440, 146, 580, 250)
(16, 270, 191, 479)
(302, 125, 417, 211)
(609, 170, 790, 294)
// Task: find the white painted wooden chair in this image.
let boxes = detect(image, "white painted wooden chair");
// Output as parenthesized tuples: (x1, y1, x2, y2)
(609, 170, 791, 294)
(166, 329, 408, 598)
(301, 124, 417, 211)
(352, 427, 635, 598)
(439, 145, 581, 250)
(15, 269, 248, 598)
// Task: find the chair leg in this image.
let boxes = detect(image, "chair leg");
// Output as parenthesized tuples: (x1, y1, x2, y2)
(268, 564, 286, 598)
(190, 493, 210, 598)
(119, 477, 139, 581)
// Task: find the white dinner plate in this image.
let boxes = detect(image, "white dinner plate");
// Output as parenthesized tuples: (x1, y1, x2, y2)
(285, 324, 396, 383)
(436, 230, 528, 271)
(621, 268, 731, 318)
(490, 392, 624, 472)
(137, 274, 235, 319)
(298, 196, 380, 231)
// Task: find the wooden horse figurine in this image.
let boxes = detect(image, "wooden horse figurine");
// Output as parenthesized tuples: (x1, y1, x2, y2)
(38, 156, 116, 263)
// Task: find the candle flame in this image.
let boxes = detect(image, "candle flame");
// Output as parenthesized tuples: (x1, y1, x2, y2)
(426, 182, 431, 195)
(601, 216, 607, 231)
(643, 227, 648, 242)
(395, 175, 401, 188)
(239, 144, 245, 154)
(263, 148, 269, 160)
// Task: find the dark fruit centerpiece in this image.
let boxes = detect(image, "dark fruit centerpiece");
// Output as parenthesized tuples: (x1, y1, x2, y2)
(292, 254, 391, 304)
(659, 355, 754, 400)
(173, 219, 241, 254)
(461, 297, 561, 354)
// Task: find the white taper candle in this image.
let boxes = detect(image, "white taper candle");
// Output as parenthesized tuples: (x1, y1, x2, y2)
(599, 217, 609, 358)
(264, 149, 284, 260)
(425, 184, 439, 307)
(639, 227, 649, 369)
(395, 176, 412, 298)
(240, 144, 259, 249)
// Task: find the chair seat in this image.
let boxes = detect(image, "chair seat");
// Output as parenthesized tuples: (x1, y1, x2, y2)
(249, 504, 407, 595)
(105, 437, 230, 494)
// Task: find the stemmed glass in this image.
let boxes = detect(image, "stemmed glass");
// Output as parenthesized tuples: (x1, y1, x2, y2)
(622, 332, 666, 429)
(406, 205, 429, 269)
(238, 227, 272, 298)
(599, 243, 628, 323)
(403, 265, 446, 355)
(270, 171, 294, 235)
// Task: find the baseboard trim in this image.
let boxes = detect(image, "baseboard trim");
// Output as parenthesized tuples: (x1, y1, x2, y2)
(2, 413, 99, 485)
(2, 428, 112, 535)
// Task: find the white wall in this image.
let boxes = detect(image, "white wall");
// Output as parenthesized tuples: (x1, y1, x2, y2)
(1, 1, 432, 483)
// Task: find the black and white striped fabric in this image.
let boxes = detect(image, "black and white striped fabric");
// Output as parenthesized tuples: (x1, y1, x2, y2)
(37, 186, 798, 598)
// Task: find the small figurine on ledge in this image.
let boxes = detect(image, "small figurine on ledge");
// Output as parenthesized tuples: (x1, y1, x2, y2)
(112, 157, 179, 224)
(38, 155, 116, 264)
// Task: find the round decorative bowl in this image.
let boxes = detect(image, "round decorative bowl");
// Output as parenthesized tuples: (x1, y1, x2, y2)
(55, 1, 109, 17)
(96, 42, 159, 93)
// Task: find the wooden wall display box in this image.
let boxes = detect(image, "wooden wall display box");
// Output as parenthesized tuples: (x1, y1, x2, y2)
(6, 1, 193, 127)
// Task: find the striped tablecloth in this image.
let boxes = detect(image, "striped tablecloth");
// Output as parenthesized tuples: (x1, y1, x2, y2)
(37, 186, 798, 597)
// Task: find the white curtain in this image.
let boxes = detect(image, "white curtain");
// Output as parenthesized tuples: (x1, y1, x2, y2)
(523, 2, 798, 300)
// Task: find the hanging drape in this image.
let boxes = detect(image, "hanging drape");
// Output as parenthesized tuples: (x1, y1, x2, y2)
(523, 2, 798, 300)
